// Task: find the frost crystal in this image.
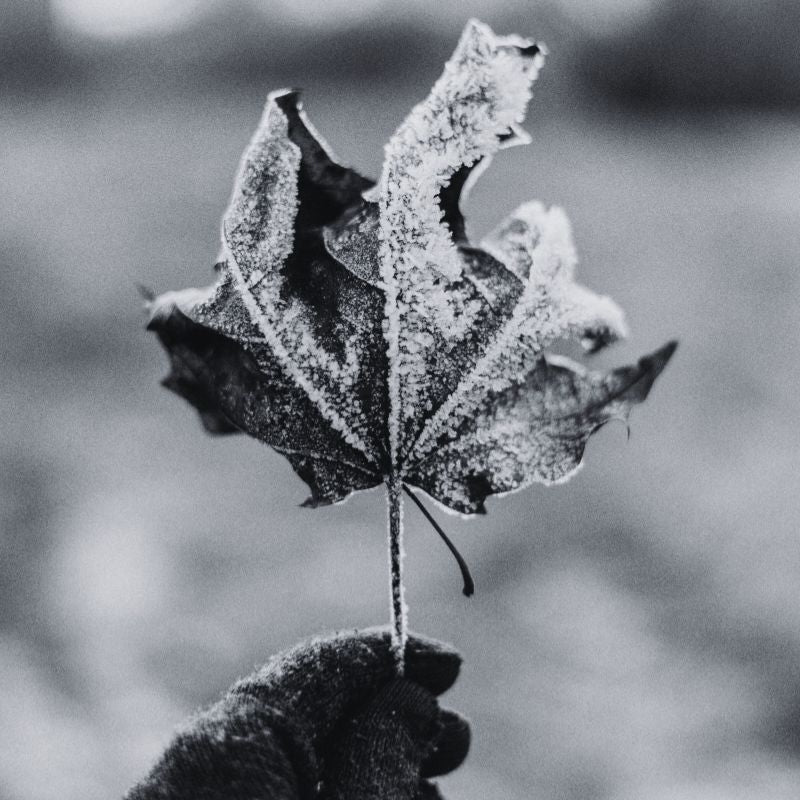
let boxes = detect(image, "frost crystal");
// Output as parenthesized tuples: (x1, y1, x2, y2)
(147, 19, 674, 516)
(379, 21, 544, 465)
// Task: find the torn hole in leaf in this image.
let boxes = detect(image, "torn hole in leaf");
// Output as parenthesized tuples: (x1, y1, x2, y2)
(544, 314, 622, 359)
(438, 124, 531, 250)
(438, 123, 528, 247)
(438, 157, 487, 243)
(581, 325, 619, 354)
(544, 335, 596, 362)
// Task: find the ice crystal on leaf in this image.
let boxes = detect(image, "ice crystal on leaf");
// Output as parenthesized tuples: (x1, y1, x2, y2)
(147, 19, 675, 662)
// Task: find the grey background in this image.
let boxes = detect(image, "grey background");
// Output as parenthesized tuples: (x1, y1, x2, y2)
(2, 1, 799, 798)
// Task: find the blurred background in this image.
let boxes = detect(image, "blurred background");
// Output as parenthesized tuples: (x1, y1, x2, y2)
(2, 0, 799, 797)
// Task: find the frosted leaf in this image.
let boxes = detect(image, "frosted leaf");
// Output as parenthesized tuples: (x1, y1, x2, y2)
(148, 279, 381, 507)
(220, 90, 384, 465)
(406, 343, 677, 515)
(406, 202, 629, 467)
(147, 89, 388, 505)
(379, 19, 545, 462)
(146, 20, 674, 515)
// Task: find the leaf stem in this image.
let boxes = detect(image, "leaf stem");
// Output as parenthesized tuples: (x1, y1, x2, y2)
(387, 474, 406, 673)
(403, 484, 475, 597)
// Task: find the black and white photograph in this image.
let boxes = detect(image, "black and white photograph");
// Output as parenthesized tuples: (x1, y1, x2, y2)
(2, 1, 799, 798)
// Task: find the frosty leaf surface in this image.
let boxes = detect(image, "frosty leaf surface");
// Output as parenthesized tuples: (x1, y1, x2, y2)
(406, 342, 676, 514)
(379, 20, 546, 462)
(147, 19, 674, 514)
(220, 90, 386, 466)
(148, 279, 382, 507)
(406, 201, 629, 472)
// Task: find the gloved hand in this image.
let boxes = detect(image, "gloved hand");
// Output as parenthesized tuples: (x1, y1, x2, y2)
(125, 628, 470, 800)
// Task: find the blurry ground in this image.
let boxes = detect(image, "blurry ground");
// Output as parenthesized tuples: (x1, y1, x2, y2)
(2, 2, 800, 799)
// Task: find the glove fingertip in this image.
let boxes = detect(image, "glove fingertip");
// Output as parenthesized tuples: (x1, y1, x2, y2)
(421, 708, 471, 778)
(404, 636, 462, 696)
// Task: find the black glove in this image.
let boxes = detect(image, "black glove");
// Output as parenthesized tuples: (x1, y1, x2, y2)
(125, 628, 470, 800)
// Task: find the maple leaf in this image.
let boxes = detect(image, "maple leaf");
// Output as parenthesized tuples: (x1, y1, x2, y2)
(147, 20, 676, 667)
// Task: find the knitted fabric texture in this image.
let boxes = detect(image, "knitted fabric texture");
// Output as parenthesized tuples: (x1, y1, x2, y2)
(125, 629, 470, 800)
